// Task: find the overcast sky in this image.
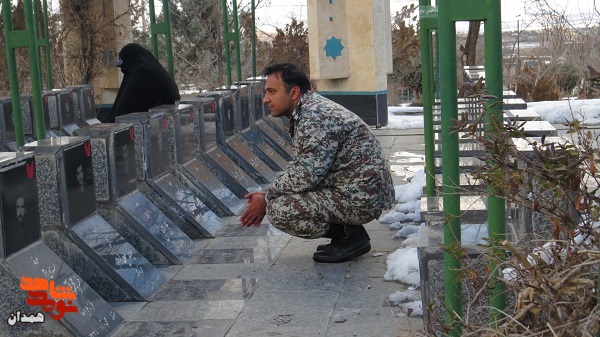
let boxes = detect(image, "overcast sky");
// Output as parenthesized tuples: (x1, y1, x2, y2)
(255, 0, 597, 32)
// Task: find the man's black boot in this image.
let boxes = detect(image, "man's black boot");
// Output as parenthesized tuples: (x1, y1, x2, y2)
(312, 225, 371, 263)
(315, 224, 346, 252)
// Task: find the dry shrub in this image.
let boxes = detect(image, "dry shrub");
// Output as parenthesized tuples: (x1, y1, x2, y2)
(448, 98, 600, 336)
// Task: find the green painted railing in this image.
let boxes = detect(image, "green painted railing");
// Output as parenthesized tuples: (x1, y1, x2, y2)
(149, 0, 175, 78)
(2, 0, 47, 145)
(422, 0, 506, 334)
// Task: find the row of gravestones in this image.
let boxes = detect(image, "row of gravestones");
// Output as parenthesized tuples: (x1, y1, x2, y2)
(0, 80, 294, 337)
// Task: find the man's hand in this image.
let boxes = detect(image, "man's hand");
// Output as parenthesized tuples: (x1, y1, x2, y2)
(240, 191, 267, 227)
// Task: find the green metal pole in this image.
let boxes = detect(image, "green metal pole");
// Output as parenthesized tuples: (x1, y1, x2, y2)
(162, 0, 175, 77)
(42, 0, 53, 88)
(2, 0, 26, 146)
(419, 0, 436, 198)
(438, 0, 462, 334)
(484, 0, 507, 325)
(148, 0, 175, 78)
(221, 0, 233, 85)
(231, 0, 242, 82)
(251, 0, 256, 78)
(149, 0, 159, 58)
(24, 0, 45, 141)
(32, 0, 52, 89)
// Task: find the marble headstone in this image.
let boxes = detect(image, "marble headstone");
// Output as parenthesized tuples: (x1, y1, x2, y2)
(223, 135, 278, 183)
(55, 89, 80, 135)
(241, 127, 289, 171)
(70, 214, 166, 300)
(253, 120, 295, 161)
(74, 124, 137, 202)
(203, 146, 262, 198)
(116, 111, 225, 238)
(42, 90, 67, 138)
(21, 137, 97, 228)
(181, 96, 218, 151)
(198, 90, 235, 141)
(6, 241, 125, 337)
(67, 84, 100, 125)
(148, 174, 223, 237)
(0, 95, 37, 151)
(173, 98, 247, 217)
(0, 152, 40, 259)
(116, 111, 170, 181)
(181, 160, 246, 216)
(234, 80, 265, 123)
(149, 104, 197, 165)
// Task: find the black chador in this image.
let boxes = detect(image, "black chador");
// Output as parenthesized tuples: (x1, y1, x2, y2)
(99, 43, 180, 123)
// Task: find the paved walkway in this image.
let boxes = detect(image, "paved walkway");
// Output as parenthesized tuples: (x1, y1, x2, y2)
(109, 127, 427, 337)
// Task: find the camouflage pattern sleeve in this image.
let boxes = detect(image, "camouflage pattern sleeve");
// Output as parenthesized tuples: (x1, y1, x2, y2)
(267, 92, 395, 212)
(268, 103, 342, 195)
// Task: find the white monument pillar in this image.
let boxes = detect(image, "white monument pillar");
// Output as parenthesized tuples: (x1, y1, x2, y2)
(307, 0, 393, 126)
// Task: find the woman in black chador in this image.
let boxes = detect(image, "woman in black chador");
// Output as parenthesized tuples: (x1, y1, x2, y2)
(99, 43, 180, 123)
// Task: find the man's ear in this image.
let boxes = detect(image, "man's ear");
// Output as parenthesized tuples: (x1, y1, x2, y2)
(292, 86, 301, 100)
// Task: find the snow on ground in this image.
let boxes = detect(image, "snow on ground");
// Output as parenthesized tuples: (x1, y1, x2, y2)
(381, 99, 600, 315)
(528, 99, 600, 124)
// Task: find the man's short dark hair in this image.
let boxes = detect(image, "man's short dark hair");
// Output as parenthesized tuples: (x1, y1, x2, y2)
(263, 63, 311, 94)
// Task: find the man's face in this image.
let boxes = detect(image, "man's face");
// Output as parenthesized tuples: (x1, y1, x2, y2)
(16, 197, 25, 222)
(76, 165, 84, 187)
(263, 73, 297, 119)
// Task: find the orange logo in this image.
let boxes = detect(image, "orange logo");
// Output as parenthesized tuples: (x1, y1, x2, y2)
(13, 276, 78, 323)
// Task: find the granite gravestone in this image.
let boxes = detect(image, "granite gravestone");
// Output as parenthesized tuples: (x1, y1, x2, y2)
(21, 137, 96, 228)
(21, 137, 166, 300)
(201, 89, 278, 184)
(264, 114, 293, 143)
(6, 241, 125, 337)
(231, 80, 288, 171)
(236, 84, 251, 130)
(198, 91, 234, 141)
(203, 146, 263, 198)
(74, 124, 137, 202)
(70, 214, 166, 300)
(68, 84, 100, 126)
(173, 98, 247, 217)
(75, 123, 199, 264)
(181, 96, 218, 152)
(42, 90, 68, 138)
(55, 89, 81, 135)
(240, 127, 288, 171)
(252, 119, 295, 161)
(149, 104, 198, 166)
(118, 190, 198, 264)
(0, 152, 40, 259)
(234, 80, 265, 123)
(116, 111, 224, 238)
(0, 96, 37, 151)
(0, 98, 18, 152)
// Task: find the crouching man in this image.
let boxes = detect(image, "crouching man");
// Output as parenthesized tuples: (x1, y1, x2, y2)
(240, 63, 395, 263)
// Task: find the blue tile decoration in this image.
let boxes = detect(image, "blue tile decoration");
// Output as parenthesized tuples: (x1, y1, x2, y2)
(324, 36, 344, 60)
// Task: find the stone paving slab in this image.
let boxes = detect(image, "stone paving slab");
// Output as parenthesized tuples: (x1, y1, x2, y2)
(108, 127, 428, 337)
